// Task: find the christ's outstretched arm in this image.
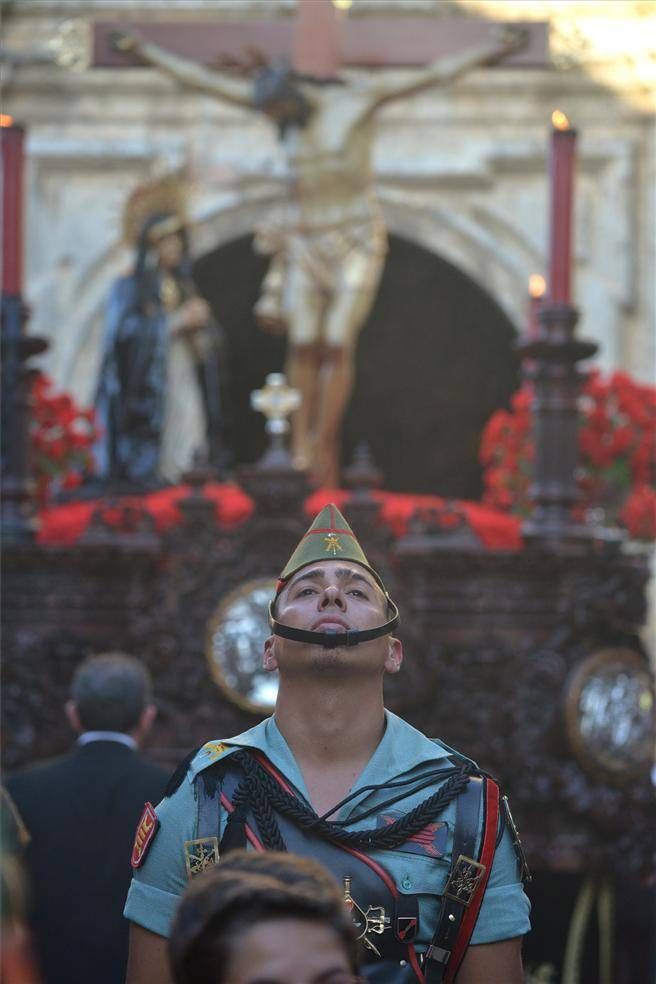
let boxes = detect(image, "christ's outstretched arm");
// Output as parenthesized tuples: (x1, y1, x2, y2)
(112, 32, 254, 109)
(364, 26, 528, 113)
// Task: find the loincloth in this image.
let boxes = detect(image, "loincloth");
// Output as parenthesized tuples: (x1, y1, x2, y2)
(254, 209, 388, 340)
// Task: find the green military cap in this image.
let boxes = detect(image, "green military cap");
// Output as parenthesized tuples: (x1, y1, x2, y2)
(276, 503, 385, 594)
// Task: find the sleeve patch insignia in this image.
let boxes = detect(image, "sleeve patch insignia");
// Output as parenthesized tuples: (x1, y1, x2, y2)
(184, 837, 220, 879)
(131, 802, 159, 869)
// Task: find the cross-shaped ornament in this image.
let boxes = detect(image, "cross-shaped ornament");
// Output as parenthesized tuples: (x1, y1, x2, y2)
(250, 373, 301, 467)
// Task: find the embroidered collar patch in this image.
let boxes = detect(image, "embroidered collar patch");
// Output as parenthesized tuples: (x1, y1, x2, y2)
(131, 802, 159, 869)
(377, 812, 448, 858)
(203, 741, 229, 761)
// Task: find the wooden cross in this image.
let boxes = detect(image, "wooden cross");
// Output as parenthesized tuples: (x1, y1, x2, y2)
(92, 1, 547, 72)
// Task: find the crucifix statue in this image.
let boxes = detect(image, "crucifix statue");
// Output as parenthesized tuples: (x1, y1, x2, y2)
(113, 12, 525, 487)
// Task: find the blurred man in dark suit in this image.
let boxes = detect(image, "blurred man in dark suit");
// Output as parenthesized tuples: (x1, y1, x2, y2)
(6, 653, 169, 984)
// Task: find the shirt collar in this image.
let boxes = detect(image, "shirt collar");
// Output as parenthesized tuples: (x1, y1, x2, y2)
(223, 717, 312, 801)
(223, 710, 452, 810)
(77, 731, 137, 750)
(356, 710, 452, 787)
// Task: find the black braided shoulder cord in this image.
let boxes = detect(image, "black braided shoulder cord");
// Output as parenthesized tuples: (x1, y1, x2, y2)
(232, 750, 476, 852)
(232, 772, 287, 852)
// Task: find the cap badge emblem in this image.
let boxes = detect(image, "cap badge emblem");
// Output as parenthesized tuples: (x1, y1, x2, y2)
(323, 533, 343, 555)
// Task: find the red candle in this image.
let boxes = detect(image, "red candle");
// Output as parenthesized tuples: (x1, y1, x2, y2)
(548, 110, 577, 305)
(528, 274, 546, 338)
(1, 116, 25, 295)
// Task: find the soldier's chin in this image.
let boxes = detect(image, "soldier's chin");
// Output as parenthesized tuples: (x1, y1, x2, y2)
(311, 646, 345, 665)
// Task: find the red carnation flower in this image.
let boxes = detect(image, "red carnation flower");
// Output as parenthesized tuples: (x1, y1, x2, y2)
(620, 485, 656, 540)
(480, 371, 655, 540)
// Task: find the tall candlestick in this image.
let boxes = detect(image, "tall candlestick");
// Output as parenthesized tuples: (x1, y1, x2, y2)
(1, 117, 25, 296)
(548, 110, 576, 305)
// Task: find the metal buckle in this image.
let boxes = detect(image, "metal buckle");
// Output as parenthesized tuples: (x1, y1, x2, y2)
(425, 944, 450, 965)
(444, 854, 486, 906)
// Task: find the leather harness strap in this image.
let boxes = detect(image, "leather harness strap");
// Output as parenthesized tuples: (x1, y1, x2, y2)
(424, 776, 500, 984)
(424, 775, 482, 983)
(194, 752, 500, 984)
(444, 778, 499, 983)
(251, 750, 425, 983)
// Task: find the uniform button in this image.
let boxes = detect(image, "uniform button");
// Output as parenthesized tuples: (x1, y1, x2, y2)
(399, 960, 407, 966)
(401, 875, 412, 890)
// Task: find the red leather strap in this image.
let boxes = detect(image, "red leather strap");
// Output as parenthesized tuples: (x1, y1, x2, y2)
(444, 777, 500, 984)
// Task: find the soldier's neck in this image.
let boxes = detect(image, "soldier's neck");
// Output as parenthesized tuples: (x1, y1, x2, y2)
(276, 678, 385, 778)
(274, 679, 386, 812)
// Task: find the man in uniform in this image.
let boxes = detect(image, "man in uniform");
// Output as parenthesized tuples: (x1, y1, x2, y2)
(125, 505, 530, 983)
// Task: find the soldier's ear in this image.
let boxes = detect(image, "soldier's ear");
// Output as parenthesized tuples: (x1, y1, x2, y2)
(263, 636, 280, 672)
(385, 637, 403, 675)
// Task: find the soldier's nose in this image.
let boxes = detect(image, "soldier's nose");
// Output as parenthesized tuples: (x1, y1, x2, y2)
(320, 585, 345, 608)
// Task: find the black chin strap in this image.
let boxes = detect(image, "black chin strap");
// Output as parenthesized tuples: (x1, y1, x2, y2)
(268, 600, 400, 649)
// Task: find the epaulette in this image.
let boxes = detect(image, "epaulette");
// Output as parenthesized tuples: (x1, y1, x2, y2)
(165, 741, 241, 798)
(188, 741, 240, 782)
(430, 739, 514, 854)
(164, 745, 202, 798)
(430, 737, 480, 773)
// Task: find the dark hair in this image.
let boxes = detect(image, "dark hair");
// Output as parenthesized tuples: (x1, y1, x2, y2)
(253, 61, 313, 136)
(70, 653, 152, 733)
(169, 850, 359, 984)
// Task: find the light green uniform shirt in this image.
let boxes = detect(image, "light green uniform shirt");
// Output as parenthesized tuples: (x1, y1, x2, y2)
(124, 711, 530, 949)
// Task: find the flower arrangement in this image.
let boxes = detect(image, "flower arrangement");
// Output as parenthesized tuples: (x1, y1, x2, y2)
(30, 373, 99, 503)
(480, 370, 656, 541)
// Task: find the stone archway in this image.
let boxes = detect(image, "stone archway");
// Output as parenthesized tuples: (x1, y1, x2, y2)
(193, 232, 518, 498)
(344, 235, 518, 497)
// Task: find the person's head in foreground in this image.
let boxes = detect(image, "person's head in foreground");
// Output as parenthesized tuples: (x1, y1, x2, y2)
(168, 849, 361, 984)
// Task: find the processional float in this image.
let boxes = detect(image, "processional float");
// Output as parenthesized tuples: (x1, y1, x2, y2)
(1, 10, 654, 982)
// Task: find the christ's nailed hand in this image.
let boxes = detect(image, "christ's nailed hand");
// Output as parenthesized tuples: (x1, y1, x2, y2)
(494, 25, 529, 57)
(110, 31, 138, 55)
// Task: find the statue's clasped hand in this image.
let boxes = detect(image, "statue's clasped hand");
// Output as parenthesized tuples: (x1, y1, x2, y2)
(178, 298, 211, 333)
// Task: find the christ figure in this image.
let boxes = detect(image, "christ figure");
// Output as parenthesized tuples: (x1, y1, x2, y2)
(114, 26, 525, 487)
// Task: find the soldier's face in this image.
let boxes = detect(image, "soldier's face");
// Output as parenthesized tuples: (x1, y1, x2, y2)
(222, 916, 355, 984)
(264, 560, 402, 676)
(276, 560, 388, 634)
